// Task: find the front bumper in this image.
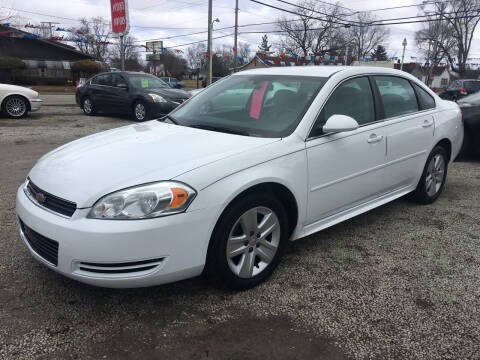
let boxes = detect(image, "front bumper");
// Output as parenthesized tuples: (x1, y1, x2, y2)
(29, 99, 42, 112)
(16, 184, 219, 288)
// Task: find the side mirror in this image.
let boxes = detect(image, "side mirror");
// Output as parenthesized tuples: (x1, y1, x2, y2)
(323, 114, 359, 133)
(117, 83, 128, 90)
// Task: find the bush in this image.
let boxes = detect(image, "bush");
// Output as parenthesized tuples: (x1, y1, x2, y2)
(0, 57, 26, 70)
(71, 59, 102, 74)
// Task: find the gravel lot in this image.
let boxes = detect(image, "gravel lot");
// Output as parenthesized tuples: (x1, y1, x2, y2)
(0, 106, 479, 359)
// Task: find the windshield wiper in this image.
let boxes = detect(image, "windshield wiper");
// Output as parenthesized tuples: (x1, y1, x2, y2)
(188, 124, 251, 136)
(159, 114, 179, 125)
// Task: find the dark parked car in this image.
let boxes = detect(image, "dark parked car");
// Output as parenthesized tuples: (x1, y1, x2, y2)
(160, 77, 185, 89)
(439, 79, 480, 101)
(76, 72, 190, 121)
(457, 92, 480, 156)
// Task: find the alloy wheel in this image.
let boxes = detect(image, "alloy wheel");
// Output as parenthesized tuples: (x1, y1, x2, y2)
(6, 97, 26, 117)
(425, 154, 445, 197)
(135, 103, 146, 120)
(226, 206, 280, 279)
(83, 98, 92, 114)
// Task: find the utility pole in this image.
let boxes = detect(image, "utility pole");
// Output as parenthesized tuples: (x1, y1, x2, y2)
(233, 0, 239, 72)
(120, 34, 125, 71)
(400, 38, 407, 71)
(207, 0, 213, 86)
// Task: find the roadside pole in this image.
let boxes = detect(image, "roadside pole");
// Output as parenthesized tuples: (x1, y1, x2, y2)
(233, 0, 238, 72)
(207, 0, 213, 86)
(120, 34, 125, 71)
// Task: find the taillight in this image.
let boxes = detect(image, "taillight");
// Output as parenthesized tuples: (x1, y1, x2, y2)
(460, 88, 467, 95)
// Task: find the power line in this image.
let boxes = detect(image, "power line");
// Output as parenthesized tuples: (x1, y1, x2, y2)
(272, 0, 360, 24)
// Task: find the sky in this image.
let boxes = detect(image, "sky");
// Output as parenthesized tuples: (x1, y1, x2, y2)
(2, 0, 480, 63)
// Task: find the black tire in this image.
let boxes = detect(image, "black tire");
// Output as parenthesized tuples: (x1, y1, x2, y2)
(207, 193, 289, 290)
(132, 101, 148, 121)
(82, 97, 95, 115)
(412, 146, 448, 204)
(2, 95, 29, 118)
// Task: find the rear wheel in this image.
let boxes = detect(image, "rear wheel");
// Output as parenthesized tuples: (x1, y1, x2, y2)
(208, 193, 288, 289)
(412, 146, 448, 204)
(133, 101, 148, 121)
(82, 97, 95, 115)
(3, 95, 28, 118)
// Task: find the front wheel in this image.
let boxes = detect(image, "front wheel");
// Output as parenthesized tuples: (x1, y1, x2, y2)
(3, 95, 28, 118)
(82, 97, 95, 115)
(209, 193, 289, 290)
(133, 101, 148, 121)
(413, 146, 448, 204)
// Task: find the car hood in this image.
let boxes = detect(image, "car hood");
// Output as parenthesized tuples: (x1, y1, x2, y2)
(1, 83, 37, 97)
(148, 88, 190, 99)
(29, 121, 278, 208)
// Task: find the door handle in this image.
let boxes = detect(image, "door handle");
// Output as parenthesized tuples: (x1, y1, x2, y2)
(422, 119, 434, 128)
(367, 134, 384, 143)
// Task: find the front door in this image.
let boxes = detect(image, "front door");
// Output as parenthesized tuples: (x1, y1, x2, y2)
(306, 76, 387, 226)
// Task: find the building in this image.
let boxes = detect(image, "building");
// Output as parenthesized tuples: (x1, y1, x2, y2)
(395, 63, 451, 89)
(0, 25, 94, 84)
(236, 52, 343, 72)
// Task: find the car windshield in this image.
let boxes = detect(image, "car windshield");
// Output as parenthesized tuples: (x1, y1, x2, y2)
(169, 75, 326, 137)
(129, 75, 170, 89)
(458, 91, 480, 105)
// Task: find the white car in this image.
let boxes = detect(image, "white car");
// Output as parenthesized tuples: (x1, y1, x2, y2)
(16, 66, 463, 289)
(0, 84, 42, 118)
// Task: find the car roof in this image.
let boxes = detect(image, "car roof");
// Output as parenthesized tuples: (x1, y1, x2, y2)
(232, 66, 418, 78)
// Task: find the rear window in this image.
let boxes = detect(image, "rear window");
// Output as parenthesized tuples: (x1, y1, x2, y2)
(374, 76, 419, 118)
(464, 81, 480, 91)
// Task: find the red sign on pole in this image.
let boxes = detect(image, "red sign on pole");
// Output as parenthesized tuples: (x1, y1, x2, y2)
(110, 0, 129, 34)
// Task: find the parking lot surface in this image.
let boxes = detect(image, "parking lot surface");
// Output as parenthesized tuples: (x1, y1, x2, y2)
(1, 106, 479, 359)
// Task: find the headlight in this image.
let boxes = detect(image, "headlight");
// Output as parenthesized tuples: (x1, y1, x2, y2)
(88, 181, 196, 219)
(148, 93, 167, 103)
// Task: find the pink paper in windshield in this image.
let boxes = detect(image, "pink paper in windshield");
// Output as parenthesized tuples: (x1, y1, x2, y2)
(249, 81, 269, 120)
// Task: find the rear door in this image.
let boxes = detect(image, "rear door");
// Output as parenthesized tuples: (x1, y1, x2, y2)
(373, 76, 436, 192)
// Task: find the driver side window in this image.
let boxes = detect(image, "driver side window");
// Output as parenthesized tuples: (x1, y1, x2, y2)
(311, 77, 375, 137)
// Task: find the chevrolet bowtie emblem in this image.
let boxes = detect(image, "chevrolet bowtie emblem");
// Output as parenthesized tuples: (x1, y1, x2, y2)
(35, 192, 46, 204)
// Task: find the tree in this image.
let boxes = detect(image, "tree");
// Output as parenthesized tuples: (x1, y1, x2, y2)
(69, 17, 111, 62)
(71, 59, 102, 74)
(109, 35, 143, 71)
(277, 0, 346, 58)
(212, 53, 230, 77)
(415, 3, 456, 85)
(258, 34, 271, 54)
(160, 52, 188, 78)
(370, 45, 388, 61)
(422, 0, 480, 76)
(350, 12, 390, 61)
(186, 43, 207, 69)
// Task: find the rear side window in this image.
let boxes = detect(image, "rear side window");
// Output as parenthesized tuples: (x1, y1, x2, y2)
(413, 83, 435, 110)
(374, 76, 418, 118)
(465, 81, 480, 91)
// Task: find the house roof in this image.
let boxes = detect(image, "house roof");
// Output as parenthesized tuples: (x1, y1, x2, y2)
(394, 62, 448, 76)
(0, 25, 93, 61)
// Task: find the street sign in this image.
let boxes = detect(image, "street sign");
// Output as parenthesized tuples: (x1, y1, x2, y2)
(110, 0, 129, 34)
(146, 53, 161, 61)
(146, 41, 163, 53)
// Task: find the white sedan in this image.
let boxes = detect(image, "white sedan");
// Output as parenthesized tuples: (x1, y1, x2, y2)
(16, 66, 463, 289)
(0, 84, 42, 118)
